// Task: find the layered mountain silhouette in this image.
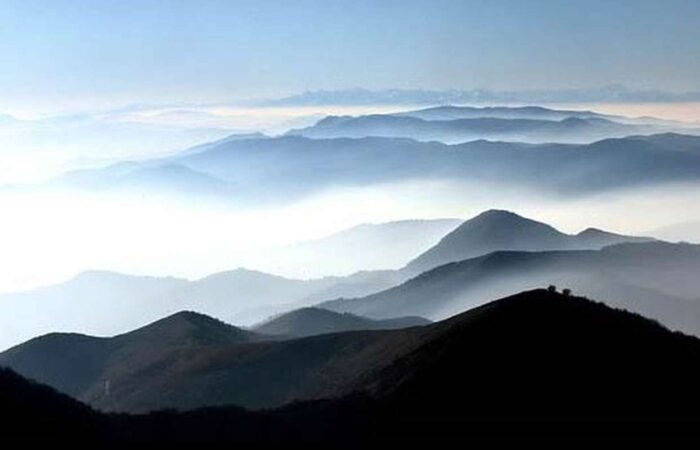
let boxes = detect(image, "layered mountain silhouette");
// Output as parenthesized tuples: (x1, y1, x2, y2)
(395, 105, 611, 121)
(0, 267, 400, 351)
(308, 210, 654, 306)
(324, 241, 700, 336)
(41, 128, 700, 202)
(0, 210, 655, 351)
(264, 86, 700, 107)
(165, 268, 341, 324)
(0, 311, 260, 402)
(1, 306, 426, 412)
(0, 271, 188, 350)
(287, 114, 643, 144)
(404, 209, 653, 275)
(5, 289, 700, 445)
(253, 307, 430, 338)
(168, 132, 700, 199)
(395, 105, 700, 131)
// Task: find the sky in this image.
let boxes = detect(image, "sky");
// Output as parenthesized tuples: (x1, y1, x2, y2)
(1, 0, 700, 114)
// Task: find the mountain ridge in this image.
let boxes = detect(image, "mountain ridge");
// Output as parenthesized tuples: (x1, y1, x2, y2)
(324, 241, 700, 336)
(287, 113, 643, 144)
(7, 289, 700, 444)
(22, 131, 700, 203)
(0, 310, 259, 400)
(253, 307, 430, 338)
(404, 209, 653, 275)
(6, 288, 700, 424)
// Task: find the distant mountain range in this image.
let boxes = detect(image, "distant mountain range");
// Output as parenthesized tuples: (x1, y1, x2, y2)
(12, 105, 696, 203)
(0, 267, 386, 351)
(41, 130, 700, 202)
(6, 289, 700, 443)
(395, 105, 612, 121)
(286, 104, 700, 145)
(0, 305, 426, 412)
(253, 307, 430, 338)
(257, 86, 700, 106)
(287, 113, 644, 144)
(0, 210, 656, 351)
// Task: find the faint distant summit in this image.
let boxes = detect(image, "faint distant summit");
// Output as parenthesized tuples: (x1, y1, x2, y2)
(257, 86, 700, 107)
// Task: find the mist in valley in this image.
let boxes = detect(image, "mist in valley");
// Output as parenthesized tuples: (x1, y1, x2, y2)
(2, 177, 698, 292)
(1, 170, 699, 350)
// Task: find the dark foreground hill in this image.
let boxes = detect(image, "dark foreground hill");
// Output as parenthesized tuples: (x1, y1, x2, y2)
(253, 307, 430, 338)
(5, 290, 700, 446)
(1, 309, 425, 412)
(0, 311, 260, 401)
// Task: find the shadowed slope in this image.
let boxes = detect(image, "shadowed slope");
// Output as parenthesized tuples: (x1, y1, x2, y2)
(5, 290, 700, 444)
(0, 311, 258, 400)
(254, 307, 430, 338)
(368, 289, 700, 425)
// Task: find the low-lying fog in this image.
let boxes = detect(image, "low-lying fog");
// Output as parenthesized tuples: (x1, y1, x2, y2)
(1, 179, 698, 293)
(0, 104, 412, 184)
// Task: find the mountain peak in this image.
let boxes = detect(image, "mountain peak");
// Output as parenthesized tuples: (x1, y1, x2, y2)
(403, 210, 568, 275)
(195, 267, 297, 285)
(577, 227, 614, 237)
(403, 210, 650, 278)
(119, 310, 254, 346)
(403, 209, 655, 276)
(162, 310, 218, 324)
(456, 209, 560, 234)
(70, 270, 129, 281)
(470, 209, 525, 222)
(575, 227, 654, 246)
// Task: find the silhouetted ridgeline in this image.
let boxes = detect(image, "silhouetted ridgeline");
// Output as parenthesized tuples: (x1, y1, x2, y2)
(403, 209, 653, 275)
(253, 307, 430, 338)
(0, 209, 659, 352)
(4, 290, 700, 445)
(325, 241, 700, 336)
(43, 132, 700, 202)
(287, 113, 642, 144)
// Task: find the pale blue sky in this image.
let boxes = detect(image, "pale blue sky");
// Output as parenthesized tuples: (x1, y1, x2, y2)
(1, 0, 699, 112)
